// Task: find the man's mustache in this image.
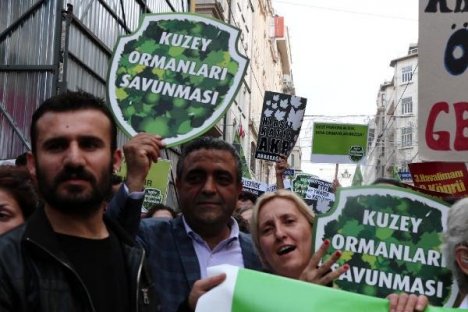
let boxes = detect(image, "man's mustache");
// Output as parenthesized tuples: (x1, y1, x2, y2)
(54, 166, 96, 184)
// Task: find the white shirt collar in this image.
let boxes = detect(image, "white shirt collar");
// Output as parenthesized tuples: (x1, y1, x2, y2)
(182, 216, 240, 244)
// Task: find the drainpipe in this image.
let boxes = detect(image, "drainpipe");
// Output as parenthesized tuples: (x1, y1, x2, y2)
(222, 0, 232, 140)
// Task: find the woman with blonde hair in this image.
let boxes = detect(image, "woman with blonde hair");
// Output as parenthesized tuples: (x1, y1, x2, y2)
(250, 189, 347, 283)
(251, 189, 429, 311)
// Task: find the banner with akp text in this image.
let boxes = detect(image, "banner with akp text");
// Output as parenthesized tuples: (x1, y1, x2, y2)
(314, 186, 458, 307)
(255, 91, 307, 161)
(195, 265, 459, 312)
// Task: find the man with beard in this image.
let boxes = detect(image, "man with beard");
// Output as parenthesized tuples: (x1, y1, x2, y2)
(0, 91, 163, 311)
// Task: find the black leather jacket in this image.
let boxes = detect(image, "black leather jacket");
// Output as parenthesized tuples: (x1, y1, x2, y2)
(0, 207, 157, 312)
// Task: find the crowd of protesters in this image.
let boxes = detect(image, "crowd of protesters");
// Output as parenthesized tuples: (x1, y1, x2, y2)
(0, 90, 466, 311)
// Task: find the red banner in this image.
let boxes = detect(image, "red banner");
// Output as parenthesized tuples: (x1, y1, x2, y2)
(408, 162, 468, 196)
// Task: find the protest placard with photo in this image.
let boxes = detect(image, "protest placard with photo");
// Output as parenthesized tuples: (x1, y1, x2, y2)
(255, 91, 307, 161)
(292, 174, 335, 215)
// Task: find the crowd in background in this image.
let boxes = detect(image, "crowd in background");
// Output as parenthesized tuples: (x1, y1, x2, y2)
(0, 91, 466, 311)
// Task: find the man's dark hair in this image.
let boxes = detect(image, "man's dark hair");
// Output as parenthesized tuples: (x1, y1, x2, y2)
(15, 152, 28, 166)
(372, 177, 462, 205)
(238, 190, 258, 204)
(371, 178, 405, 187)
(176, 136, 242, 184)
(30, 90, 117, 153)
(111, 174, 123, 186)
(145, 203, 176, 218)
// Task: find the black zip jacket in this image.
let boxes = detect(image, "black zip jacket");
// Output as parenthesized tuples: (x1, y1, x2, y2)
(0, 207, 157, 312)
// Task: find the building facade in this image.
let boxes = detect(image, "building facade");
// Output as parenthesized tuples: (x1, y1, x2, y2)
(249, 1, 297, 184)
(364, 44, 420, 184)
(1, 0, 297, 208)
(194, 0, 298, 184)
(1, 0, 189, 208)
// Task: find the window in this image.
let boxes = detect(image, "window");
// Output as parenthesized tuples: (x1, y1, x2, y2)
(250, 142, 256, 173)
(290, 154, 295, 167)
(367, 128, 375, 149)
(401, 97, 413, 114)
(265, 165, 270, 184)
(380, 93, 385, 105)
(401, 161, 408, 171)
(236, 84, 246, 113)
(401, 127, 412, 147)
(401, 66, 413, 83)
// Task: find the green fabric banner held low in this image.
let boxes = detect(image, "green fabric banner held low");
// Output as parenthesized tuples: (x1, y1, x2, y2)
(195, 265, 460, 312)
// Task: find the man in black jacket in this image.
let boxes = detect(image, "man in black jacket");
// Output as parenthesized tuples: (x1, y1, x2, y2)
(0, 91, 163, 311)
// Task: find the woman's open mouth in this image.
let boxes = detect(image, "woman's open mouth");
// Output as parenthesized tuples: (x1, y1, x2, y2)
(277, 245, 296, 255)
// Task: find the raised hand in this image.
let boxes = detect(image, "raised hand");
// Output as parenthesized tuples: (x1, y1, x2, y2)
(299, 239, 349, 286)
(275, 154, 288, 189)
(387, 293, 428, 312)
(123, 133, 165, 192)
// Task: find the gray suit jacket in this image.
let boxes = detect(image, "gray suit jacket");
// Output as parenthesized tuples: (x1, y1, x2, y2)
(137, 216, 263, 312)
(106, 187, 262, 312)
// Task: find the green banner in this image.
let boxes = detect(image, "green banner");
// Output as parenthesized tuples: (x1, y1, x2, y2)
(108, 13, 248, 146)
(195, 265, 460, 312)
(352, 165, 363, 186)
(314, 186, 458, 307)
(311, 122, 368, 164)
(116, 159, 171, 212)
